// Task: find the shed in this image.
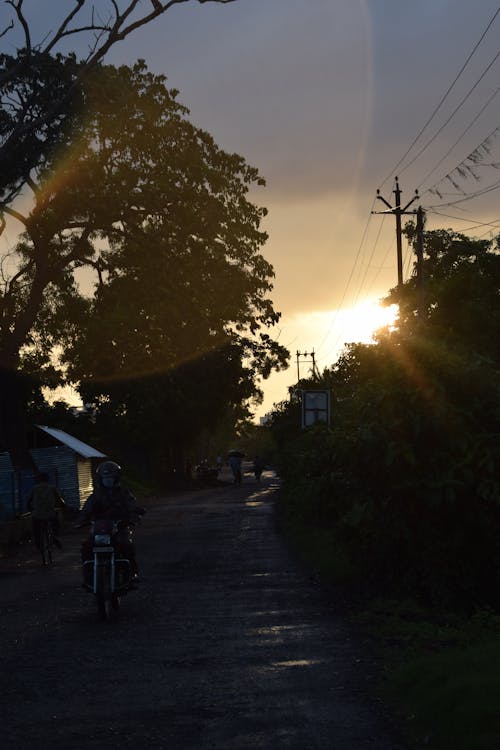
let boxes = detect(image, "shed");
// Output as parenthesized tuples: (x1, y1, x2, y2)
(0, 427, 106, 519)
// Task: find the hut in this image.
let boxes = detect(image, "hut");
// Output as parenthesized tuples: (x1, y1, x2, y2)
(0, 426, 106, 519)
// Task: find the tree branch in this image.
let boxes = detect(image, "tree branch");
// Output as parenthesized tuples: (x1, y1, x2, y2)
(6, 0, 32, 54)
(25, 174, 40, 197)
(41, 1, 238, 64)
(2, 204, 28, 226)
(0, 18, 14, 39)
(44, 1, 86, 54)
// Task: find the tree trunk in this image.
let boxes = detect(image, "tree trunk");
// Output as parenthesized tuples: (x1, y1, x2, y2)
(0, 364, 36, 470)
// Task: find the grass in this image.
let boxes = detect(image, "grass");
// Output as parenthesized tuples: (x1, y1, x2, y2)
(279, 508, 500, 750)
(287, 524, 358, 583)
(383, 640, 500, 749)
(354, 599, 500, 750)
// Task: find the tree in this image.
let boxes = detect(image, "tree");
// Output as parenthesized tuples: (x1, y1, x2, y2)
(0, 61, 287, 466)
(388, 226, 500, 363)
(0, 0, 236, 204)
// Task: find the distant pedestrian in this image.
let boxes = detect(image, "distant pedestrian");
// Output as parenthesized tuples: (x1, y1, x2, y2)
(228, 452, 243, 486)
(216, 454, 223, 473)
(253, 455, 265, 482)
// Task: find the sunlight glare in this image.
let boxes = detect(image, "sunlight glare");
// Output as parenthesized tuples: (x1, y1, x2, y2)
(337, 301, 398, 345)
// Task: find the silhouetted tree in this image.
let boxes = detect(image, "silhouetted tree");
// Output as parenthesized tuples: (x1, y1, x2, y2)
(0, 61, 287, 466)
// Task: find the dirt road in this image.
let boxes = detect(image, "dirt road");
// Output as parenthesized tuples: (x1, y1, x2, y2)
(0, 469, 407, 749)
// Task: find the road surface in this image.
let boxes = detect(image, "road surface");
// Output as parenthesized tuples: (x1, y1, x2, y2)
(0, 468, 407, 749)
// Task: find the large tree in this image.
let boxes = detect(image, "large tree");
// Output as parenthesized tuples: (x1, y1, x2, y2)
(0, 61, 287, 465)
(388, 226, 500, 364)
(0, 0, 236, 204)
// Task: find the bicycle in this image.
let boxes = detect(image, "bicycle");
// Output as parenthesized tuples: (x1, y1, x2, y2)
(38, 519, 54, 566)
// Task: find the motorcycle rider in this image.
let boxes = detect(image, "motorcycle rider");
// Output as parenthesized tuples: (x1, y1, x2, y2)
(78, 461, 145, 584)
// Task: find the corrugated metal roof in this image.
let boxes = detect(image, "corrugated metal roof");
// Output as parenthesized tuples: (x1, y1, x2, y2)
(35, 425, 106, 459)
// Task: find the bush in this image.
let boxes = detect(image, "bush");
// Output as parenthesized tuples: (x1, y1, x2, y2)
(271, 336, 500, 611)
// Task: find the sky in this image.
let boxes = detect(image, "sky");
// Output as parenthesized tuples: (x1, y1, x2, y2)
(2, 0, 500, 419)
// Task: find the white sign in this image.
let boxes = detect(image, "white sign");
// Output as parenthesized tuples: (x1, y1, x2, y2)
(301, 390, 331, 428)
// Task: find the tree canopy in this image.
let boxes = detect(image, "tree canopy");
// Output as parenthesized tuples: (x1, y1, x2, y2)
(0, 0, 237, 204)
(0, 59, 288, 467)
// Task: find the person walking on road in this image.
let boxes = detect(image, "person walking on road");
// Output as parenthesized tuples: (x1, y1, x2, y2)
(253, 455, 265, 482)
(228, 451, 243, 486)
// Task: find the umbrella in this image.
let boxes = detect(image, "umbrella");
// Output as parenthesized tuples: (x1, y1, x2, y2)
(228, 449, 245, 458)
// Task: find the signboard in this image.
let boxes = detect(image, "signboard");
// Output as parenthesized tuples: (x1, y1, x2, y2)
(301, 390, 331, 428)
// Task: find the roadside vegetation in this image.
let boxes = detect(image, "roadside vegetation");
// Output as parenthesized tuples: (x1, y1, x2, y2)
(267, 226, 500, 749)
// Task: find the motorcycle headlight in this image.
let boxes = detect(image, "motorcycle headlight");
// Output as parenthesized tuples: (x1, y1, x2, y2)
(94, 534, 111, 545)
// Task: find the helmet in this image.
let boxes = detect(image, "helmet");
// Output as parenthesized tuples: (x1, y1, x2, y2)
(96, 460, 121, 488)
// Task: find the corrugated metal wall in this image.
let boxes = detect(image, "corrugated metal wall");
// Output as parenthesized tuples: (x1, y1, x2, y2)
(0, 453, 16, 520)
(0, 447, 96, 518)
(31, 446, 82, 510)
(77, 459, 94, 507)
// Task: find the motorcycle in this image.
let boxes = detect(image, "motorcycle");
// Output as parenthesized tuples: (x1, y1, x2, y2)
(82, 519, 138, 620)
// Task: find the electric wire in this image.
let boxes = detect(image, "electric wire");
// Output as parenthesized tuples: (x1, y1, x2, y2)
(320, 219, 394, 366)
(427, 208, 500, 232)
(478, 224, 500, 238)
(422, 124, 500, 199)
(417, 86, 500, 191)
(397, 46, 500, 178)
(427, 208, 500, 226)
(403, 236, 414, 281)
(353, 215, 386, 307)
(378, 5, 500, 189)
(425, 177, 500, 208)
(364, 237, 396, 296)
(315, 198, 376, 356)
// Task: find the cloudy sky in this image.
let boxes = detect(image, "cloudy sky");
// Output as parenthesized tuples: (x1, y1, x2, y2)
(3, 1, 500, 418)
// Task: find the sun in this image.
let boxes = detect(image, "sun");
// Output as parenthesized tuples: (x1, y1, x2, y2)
(337, 300, 399, 345)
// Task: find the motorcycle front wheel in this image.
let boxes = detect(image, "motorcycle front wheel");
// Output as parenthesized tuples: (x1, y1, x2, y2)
(95, 562, 112, 621)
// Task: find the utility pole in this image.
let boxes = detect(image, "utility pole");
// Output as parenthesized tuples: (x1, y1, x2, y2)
(296, 350, 319, 381)
(372, 178, 419, 288)
(416, 205, 425, 320)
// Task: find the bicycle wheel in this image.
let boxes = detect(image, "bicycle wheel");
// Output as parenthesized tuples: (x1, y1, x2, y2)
(40, 523, 53, 566)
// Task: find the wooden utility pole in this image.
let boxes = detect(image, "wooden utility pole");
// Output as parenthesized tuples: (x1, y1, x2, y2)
(373, 178, 419, 288)
(416, 205, 425, 320)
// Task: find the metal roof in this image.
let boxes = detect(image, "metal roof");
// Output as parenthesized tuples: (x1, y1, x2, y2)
(35, 425, 106, 459)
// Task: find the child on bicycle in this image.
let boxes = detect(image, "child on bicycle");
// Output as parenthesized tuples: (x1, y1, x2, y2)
(28, 472, 66, 550)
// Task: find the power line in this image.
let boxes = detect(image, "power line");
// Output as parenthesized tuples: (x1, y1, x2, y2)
(417, 86, 500, 190)
(364, 237, 396, 297)
(426, 177, 500, 208)
(423, 124, 500, 198)
(379, 5, 500, 188)
(427, 208, 500, 227)
(398, 46, 500, 177)
(403, 236, 414, 281)
(427, 209, 500, 232)
(353, 215, 386, 307)
(316, 199, 376, 355)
